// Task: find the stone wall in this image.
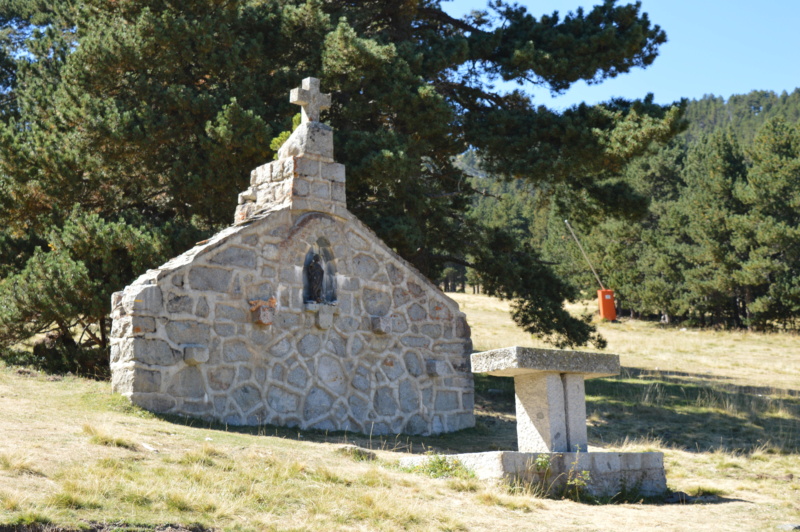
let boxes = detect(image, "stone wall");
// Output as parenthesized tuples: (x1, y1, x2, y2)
(110, 208, 475, 435)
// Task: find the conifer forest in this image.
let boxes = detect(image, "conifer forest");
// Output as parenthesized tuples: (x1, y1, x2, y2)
(0, 1, 797, 374)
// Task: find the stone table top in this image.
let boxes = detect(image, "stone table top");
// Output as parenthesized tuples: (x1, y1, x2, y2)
(470, 346, 619, 379)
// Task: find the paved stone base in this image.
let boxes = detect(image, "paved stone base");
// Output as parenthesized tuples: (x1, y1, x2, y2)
(400, 451, 666, 498)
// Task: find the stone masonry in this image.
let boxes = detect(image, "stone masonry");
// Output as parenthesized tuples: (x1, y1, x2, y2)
(109, 78, 475, 435)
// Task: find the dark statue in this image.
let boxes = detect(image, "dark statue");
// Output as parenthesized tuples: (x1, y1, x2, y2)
(307, 254, 324, 303)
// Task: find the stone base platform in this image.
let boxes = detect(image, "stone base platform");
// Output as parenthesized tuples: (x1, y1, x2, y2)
(400, 451, 666, 498)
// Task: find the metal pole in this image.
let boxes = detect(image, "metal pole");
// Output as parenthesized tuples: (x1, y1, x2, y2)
(564, 219, 605, 290)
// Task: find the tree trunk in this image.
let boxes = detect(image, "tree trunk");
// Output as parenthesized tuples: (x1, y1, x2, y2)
(99, 316, 108, 350)
(744, 286, 753, 331)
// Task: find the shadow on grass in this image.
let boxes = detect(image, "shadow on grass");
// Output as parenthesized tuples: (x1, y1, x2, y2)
(150, 408, 512, 456)
(129, 367, 800, 457)
(622, 366, 800, 398)
(586, 367, 800, 454)
(457, 371, 799, 455)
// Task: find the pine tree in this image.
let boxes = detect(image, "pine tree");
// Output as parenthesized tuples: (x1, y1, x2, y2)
(733, 118, 800, 328)
(670, 131, 747, 326)
(0, 0, 683, 357)
(0, 209, 170, 371)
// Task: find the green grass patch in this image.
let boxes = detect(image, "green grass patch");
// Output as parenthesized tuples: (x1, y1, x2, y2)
(46, 491, 101, 510)
(447, 477, 482, 492)
(83, 424, 139, 451)
(475, 491, 537, 512)
(176, 445, 228, 466)
(335, 445, 377, 462)
(406, 454, 475, 479)
(0, 452, 43, 476)
(687, 485, 727, 497)
(10, 512, 53, 526)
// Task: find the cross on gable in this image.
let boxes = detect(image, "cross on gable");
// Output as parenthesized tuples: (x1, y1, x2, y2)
(289, 77, 331, 123)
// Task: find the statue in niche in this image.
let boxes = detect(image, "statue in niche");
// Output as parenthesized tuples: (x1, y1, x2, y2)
(306, 254, 325, 303)
(303, 237, 336, 304)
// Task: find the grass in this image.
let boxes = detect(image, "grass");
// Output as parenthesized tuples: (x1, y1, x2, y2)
(0, 453, 42, 477)
(404, 454, 475, 479)
(450, 292, 800, 390)
(0, 293, 798, 530)
(83, 423, 140, 450)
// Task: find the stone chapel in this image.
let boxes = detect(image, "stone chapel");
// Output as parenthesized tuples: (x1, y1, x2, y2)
(109, 78, 475, 436)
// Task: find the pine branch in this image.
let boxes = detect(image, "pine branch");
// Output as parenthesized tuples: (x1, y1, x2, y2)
(416, 7, 485, 34)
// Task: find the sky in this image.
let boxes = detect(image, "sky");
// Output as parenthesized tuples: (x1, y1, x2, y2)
(444, 0, 800, 110)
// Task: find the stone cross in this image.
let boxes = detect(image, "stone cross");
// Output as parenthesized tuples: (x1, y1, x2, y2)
(290, 77, 331, 123)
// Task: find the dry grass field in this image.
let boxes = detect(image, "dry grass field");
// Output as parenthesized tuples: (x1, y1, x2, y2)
(451, 293, 800, 391)
(0, 292, 798, 531)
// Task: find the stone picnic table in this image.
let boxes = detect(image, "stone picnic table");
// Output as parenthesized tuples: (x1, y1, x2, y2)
(471, 346, 620, 453)
(403, 346, 667, 497)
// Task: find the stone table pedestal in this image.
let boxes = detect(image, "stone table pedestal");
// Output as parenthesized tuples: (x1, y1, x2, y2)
(471, 347, 619, 453)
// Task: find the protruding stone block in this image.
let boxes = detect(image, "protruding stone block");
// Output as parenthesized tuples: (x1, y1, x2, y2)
(371, 316, 392, 335)
(238, 188, 256, 204)
(315, 306, 335, 329)
(250, 297, 277, 325)
(184, 345, 209, 366)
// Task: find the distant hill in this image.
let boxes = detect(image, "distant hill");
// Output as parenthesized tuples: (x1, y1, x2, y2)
(682, 88, 800, 145)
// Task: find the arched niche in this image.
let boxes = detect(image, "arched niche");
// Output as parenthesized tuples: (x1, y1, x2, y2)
(303, 237, 337, 304)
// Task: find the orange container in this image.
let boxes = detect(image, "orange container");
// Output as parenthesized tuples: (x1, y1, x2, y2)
(598, 289, 617, 321)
